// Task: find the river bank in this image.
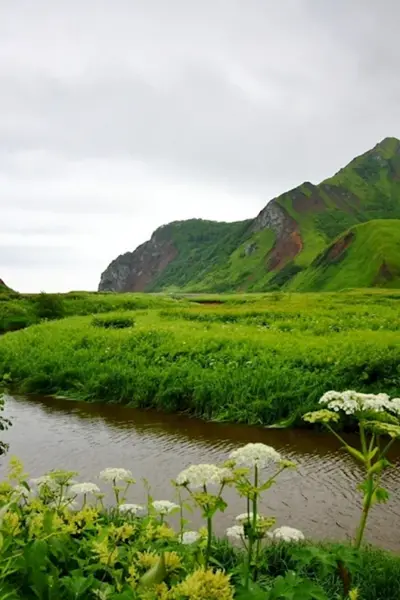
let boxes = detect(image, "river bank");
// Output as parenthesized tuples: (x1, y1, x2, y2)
(0, 291, 400, 427)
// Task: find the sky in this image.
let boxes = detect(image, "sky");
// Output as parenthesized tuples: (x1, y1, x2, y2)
(1, 1, 400, 292)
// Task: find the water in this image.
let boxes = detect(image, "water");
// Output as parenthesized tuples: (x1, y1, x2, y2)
(2, 394, 400, 550)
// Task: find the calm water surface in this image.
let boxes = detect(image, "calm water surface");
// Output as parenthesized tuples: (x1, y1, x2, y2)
(2, 394, 400, 550)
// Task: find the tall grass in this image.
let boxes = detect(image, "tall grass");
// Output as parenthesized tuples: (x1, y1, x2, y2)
(1, 291, 400, 426)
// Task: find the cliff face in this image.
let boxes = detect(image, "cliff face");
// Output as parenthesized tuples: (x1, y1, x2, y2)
(99, 137, 400, 293)
(99, 234, 177, 293)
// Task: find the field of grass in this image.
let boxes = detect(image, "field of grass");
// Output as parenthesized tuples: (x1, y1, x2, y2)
(1, 290, 400, 426)
(0, 289, 182, 333)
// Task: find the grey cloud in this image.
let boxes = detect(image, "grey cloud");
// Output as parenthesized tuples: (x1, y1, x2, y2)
(0, 0, 400, 290)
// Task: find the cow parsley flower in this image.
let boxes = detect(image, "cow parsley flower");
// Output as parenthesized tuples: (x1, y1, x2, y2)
(319, 390, 400, 417)
(70, 482, 100, 495)
(99, 468, 133, 483)
(119, 503, 144, 514)
(152, 500, 179, 515)
(176, 464, 232, 489)
(235, 512, 261, 523)
(226, 524, 245, 540)
(229, 443, 281, 468)
(181, 530, 201, 544)
(12, 485, 30, 499)
(269, 526, 305, 542)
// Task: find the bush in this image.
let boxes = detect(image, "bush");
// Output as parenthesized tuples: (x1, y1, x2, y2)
(92, 314, 135, 329)
(34, 292, 65, 320)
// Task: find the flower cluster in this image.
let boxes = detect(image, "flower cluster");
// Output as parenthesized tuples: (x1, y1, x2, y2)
(226, 524, 245, 540)
(99, 468, 133, 483)
(176, 464, 232, 489)
(269, 526, 305, 542)
(70, 482, 100, 495)
(181, 530, 201, 544)
(229, 443, 281, 469)
(119, 503, 144, 514)
(319, 390, 400, 416)
(152, 500, 179, 515)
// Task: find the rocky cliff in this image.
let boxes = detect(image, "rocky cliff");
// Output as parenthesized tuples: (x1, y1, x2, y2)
(99, 137, 400, 293)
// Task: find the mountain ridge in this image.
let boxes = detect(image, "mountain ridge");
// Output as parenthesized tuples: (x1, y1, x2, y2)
(99, 137, 400, 293)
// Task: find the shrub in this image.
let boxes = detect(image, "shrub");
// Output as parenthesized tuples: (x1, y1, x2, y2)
(34, 292, 65, 320)
(92, 314, 135, 329)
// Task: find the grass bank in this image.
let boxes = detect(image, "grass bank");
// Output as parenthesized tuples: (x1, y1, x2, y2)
(1, 290, 400, 426)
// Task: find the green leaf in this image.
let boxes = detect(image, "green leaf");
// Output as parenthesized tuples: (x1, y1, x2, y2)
(345, 445, 366, 464)
(138, 553, 167, 589)
(235, 582, 267, 600)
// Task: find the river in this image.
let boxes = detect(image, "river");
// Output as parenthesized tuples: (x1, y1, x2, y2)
(1, 394, 400, 550)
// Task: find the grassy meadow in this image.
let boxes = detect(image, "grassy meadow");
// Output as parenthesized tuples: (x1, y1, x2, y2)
(1, 289, 400, 426)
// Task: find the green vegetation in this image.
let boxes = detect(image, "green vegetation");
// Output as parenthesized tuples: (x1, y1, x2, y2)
(1, 291, 400, 426)
(0, 289, 183, 334)
(92, 314, 136, 329)
(146, 219, 252, 292)
(292, 220, 400, 292)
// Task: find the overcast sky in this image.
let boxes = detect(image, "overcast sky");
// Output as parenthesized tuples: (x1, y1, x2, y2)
(1, 0, 399, 292)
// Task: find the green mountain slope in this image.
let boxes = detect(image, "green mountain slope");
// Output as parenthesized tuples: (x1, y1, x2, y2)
(99, 137, 400, 293)
(291, 220, 400, 291)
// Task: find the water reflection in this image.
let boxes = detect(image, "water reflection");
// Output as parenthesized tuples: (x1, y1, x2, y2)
(2, 394, 400, 550)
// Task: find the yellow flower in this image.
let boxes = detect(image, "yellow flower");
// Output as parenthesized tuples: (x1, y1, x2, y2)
(127, 564, 139, 589)
(92, 537, 119, 567)
(111, 523, 136, 542)
(28, 513, 44, 538)
(171, 568, 233, 600)
(136, 551, 182, 575)
(349, 589, 359, 600)
(137, 551, 159, 570)
(155, 523, 176, 541)
(7, 457, 27, 484)
(3, 511, 21, 535)
(144, 521, 176, 542)
(140, 582, 170, 600)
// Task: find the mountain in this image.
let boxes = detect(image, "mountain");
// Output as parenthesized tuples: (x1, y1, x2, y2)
(0, 279, 9, 290)
(99, 137, 400, 293)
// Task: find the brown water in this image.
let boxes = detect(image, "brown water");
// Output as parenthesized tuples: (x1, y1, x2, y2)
(2, 394, 400, 550)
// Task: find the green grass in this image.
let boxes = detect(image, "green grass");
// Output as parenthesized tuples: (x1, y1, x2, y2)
(0, 289, 186, 333)
(1, 291, 400, 426)
(292, 220, 400, 292)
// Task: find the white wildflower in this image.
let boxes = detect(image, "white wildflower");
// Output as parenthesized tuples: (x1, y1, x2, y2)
(181, 530, 200, 545)
(269, 526, 305, 542)
(30, 476, 58, 491)
(226, 524, 245, 540)
(176, 464, 232, 489)
(99, 468, 133, 483)
(70, 482, 100, 495)
(235, 512, 261, 523)
(119, 503, 144, 515)
(12, 485, 30, 499)
(320, 390, 400, 416)
(152, 500, 179, 515)
(229, 443, 281, 469)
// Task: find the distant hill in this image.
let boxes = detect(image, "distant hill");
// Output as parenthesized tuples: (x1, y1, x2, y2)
(0, 279, 10, 291)
(99, 137, 400, 293)
(291, 220, 400, 291)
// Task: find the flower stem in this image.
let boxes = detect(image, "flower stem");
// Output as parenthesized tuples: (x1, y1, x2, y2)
(355, 473, 374, 549)
(205, 516, 212, 568)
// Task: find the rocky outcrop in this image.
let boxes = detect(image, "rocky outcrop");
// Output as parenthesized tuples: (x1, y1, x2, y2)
(251, 195, 303, 270)
(99, 233, 177, 292)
